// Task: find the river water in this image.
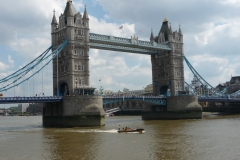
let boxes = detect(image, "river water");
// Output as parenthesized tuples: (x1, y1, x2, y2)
(0, 113, 240, 160)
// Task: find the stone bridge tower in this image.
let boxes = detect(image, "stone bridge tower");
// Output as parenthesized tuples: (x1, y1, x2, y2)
(44, 1, 105, 127)
(144, 18, 202, 120)
(51, 1, 90, 96)
(151, 18, 184, 96)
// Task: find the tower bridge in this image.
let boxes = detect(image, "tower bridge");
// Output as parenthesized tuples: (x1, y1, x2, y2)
(5, 0, 240, 126)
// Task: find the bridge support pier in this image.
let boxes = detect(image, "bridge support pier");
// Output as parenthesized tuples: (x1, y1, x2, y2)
(43, 95, 105, 127)
(142, 95, 202, 120)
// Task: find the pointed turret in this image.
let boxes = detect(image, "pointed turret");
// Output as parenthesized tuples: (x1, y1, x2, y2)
(51, 10, 58, 25)
(179, 24, 182, 35)
(159, 17, 170, 41)
(169, 23, 173, 34)
(150, 28, 155, 42)
(63, 0, 77, 17)
(83, 5, 89, 19)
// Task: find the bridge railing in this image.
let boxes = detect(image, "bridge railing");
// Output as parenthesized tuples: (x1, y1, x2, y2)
(89, 33, 171, 50)
(0, 96, 63, 100)
(102, 95, 166, 99)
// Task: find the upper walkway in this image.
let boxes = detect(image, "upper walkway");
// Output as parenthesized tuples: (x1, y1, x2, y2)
(89, 33, 171, 54)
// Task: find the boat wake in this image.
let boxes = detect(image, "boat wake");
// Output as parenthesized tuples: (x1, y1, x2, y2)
(59, 129, 119, 133)
(57, 129, 145, 134)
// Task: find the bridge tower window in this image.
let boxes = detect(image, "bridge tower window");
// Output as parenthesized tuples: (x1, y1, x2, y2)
(78, 30, 84, 36)
(81, 65, 85, 71)
(161, 60, 165, 67)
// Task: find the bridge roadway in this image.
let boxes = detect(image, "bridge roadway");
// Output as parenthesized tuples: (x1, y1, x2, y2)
(0, 96, 63, 104)
(0, 96, 240, 104)
(198, 97, 240, 102)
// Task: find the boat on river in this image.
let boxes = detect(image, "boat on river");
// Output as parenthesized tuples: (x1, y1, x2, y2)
(117, 128, 144, 133)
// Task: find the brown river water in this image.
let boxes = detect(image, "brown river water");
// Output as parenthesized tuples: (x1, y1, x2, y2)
(0, 113, 240, 160)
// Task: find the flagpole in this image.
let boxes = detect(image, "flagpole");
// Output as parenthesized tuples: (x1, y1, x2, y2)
(122, 25, 123, 36)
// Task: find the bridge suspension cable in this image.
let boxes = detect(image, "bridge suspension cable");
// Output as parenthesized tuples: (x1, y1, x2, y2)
(184, 56, 222, 96)
(0, 39, 69, 92)
(184, 81, 197, 95)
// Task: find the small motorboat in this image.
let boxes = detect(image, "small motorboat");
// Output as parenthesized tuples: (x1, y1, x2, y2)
(117, 128, 144, 133)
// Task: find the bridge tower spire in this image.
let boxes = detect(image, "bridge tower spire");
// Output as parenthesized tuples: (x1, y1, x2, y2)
(51, 10, 58, 46)
(150, 28, 155, 42)
(51, 0, 90, 96)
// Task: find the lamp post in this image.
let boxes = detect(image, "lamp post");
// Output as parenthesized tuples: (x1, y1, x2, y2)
(57, 54, 59, 96)
(83, 84, 85, 96)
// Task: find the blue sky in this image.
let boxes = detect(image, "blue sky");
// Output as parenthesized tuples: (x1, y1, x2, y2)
(1, 0, 240, 107)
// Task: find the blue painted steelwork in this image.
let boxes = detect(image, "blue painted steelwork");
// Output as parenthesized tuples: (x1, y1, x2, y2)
(0, 96, 63, 104)
(184, 56, 223, 96)
(0, 46, 52, 83)
(184, 81, 197, 95)
(198, 97, 240, 102)
(103, 96, 167, 106)
(1, 95, 240, 105)
(89, 33, 171, 54)
(0, 40, 69, 92)
(103, 96, 240, 106)
(220, 87, 228, 94)
(90, 42, 158, 54)
(230, 90, 240, 97)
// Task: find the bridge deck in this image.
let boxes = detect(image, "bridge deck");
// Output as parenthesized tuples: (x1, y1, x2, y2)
(0, 96, 63, 104)
(1, 96, 240, 104)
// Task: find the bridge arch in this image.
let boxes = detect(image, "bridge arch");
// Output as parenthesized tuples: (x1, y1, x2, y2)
(59, 82, 69, 96)
(160, 85, 170, 96)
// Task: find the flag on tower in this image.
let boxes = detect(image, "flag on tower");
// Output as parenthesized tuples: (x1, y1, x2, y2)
(119, 25, 123, 29)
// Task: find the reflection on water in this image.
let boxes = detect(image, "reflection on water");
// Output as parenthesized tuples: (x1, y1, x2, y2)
(0, 113, 240, 160)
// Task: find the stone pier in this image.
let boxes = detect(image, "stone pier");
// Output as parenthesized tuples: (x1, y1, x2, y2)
(142, 95, 202, 120)
(43, 95, 105, 127)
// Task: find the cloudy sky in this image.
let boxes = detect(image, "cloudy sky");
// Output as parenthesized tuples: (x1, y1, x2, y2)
(1, 0, 240, 103)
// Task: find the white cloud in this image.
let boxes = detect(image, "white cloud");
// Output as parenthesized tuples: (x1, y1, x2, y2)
(89, 15, 135, 37)
(1, 0, 240, 98)
(0, 62, 9, 71)
(0, 72, 8, 79)
(0, 56, 14, 71)
(8, 55, 14, 66)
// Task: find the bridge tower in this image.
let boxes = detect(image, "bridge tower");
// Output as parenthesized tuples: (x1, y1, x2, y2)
(43, 1, 105, 127)
(51, 1, 90, 96)
(151, 18, 184, 96)
(142, 18, 202, 120)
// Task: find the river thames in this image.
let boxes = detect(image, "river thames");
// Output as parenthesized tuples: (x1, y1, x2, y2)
(0, 113, 240, 160)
